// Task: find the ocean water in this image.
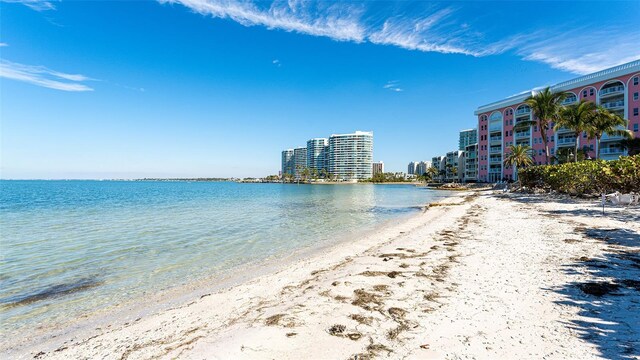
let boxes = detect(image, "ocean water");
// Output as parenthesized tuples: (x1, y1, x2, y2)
(0, 180, 449, 337)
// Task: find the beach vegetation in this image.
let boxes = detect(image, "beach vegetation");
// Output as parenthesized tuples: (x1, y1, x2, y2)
(364, 172, 411, 183)
(555, 100, 596, 162)
(503, 144, 533, 178)
(585, 106, 633, 160)
(518, 154, 640, 195)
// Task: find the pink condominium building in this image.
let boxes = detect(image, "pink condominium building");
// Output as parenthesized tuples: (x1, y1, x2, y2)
(474, 60, 640, 183)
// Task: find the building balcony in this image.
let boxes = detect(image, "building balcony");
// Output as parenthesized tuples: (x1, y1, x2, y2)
(601, 125, 628, 142)
(515, 139, 530, 146)
(561, 96, 577, 105)
(489, 126, 502, 133)
(599, 85, 624, 98)
(601, 100, 624, 110)
(600, 147, 624, 155)
(488, 167, 502, 174)
(557, 137, 576, 146)
(514, 130, 530, 138)
(515, 107, 531, 116)
(489, 147, 502, 154)
(490, 136, 502, 143)
(555, 126, 573, 134)
(489, 157, 502, 164)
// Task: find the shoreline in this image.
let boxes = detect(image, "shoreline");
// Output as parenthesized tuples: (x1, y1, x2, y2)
(8, 190, 640, 359)
(2, 192, 456, 358)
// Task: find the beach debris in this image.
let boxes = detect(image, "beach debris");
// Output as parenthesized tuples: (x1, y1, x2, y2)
(331, 281, 340, 286)
(346, 332, 362, 341)
(578, 282, 621, 296)
(350, 314, 373, 325)
(388, 307, 407, 320)
(387, 271, 401, 278)
(286, 332, 297, 337)
(327, 324, 346, 336)
(264, 314, 285, 326)
(352, 289, 383, 310)
(399, 263, 410, 268)
(420, 344, 430, 349)
(387, 323, 409, 340)
(372, 284, 388, 292)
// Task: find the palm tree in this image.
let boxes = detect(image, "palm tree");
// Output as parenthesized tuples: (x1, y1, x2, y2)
(620, 138, 640, 156)
(503, 144, 533, 180)
(585, 106, 633, 160)
(554, 100, 596, 162)
(523, 87, 567, 164)
(426, 167, 438, 183)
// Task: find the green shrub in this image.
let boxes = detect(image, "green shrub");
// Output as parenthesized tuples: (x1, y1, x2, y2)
(518, 154, 640, 195)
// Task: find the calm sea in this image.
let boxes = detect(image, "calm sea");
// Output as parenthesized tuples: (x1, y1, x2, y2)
(0, 180, 449, 337)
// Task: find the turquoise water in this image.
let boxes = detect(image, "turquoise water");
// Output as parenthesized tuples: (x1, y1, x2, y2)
(0, 180, 448, 336)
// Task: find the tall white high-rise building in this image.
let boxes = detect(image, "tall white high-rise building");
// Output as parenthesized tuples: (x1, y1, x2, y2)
(293, 147, 307, 179)
(328, 131, 373, 180)
(281, 149, 294, 176)
(407, 161, 417, 175)
(415, 161, 432, 176)
(306, 138, 328, 174)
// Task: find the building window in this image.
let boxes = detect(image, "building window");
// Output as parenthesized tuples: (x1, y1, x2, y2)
(582, 90, 587, 97)
(634, 123, 639, 132)
(634, 108, 639, 116)
(583, 132, 587, 138)
(589, 88, 594, 96)
(635, 77, 639, 85)
(635, 92, 639, 101)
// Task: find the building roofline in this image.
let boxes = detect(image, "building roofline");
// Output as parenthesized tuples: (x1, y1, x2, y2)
(330, 130, 373, 137)
(474, 59, 640, 115)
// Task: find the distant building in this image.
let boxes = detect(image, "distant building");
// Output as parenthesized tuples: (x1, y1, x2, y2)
(431, 156, 446, 181)
(307, 138, 328, 174)
(407, 161, 417, 175)
(459, 128, 478, 151)
(445, 150, 464, 182)
(415, 161, 432, 176)
(372, 161, 384, 176)
(328, 131, 374, 180)
(464, 143, 478, 182)
(293, 147, 307, 179)
(281, 149, 294, 176)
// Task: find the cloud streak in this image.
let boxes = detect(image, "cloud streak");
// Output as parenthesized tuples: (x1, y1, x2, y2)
(0, 59, 94, 92)
(160, 0, 639, 75)
(2, 0, 56, 11)
(383, 80, 402, 92)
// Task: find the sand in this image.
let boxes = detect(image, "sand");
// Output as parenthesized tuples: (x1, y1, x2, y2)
(9, 190, 640, 359)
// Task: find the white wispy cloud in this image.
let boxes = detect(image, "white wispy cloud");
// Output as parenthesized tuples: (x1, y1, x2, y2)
(0, 59, 94, 92)
(272, 59, 281, 67)
(2, 0, 56, 11)
(0, 42, 8, 47)
(383, 80, 402, 92)
(159, 0, 639, 75)
(514, 28, 640, 75)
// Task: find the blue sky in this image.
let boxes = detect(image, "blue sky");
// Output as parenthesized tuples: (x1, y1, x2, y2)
(1, 0, 639, 178)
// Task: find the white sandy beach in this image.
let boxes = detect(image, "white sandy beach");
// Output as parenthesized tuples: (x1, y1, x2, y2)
(12, 190, 640, 359)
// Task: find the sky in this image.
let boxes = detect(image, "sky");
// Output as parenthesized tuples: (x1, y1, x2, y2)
(1, 0, 639, 179)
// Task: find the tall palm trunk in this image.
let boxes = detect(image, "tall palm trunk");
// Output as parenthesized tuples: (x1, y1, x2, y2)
(574, 131, 580, 163)
(540, 126, 550, 164)
(596, 136, 602, 160)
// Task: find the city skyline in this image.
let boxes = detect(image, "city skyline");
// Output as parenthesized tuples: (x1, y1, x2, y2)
(2, 1, 639, 178)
